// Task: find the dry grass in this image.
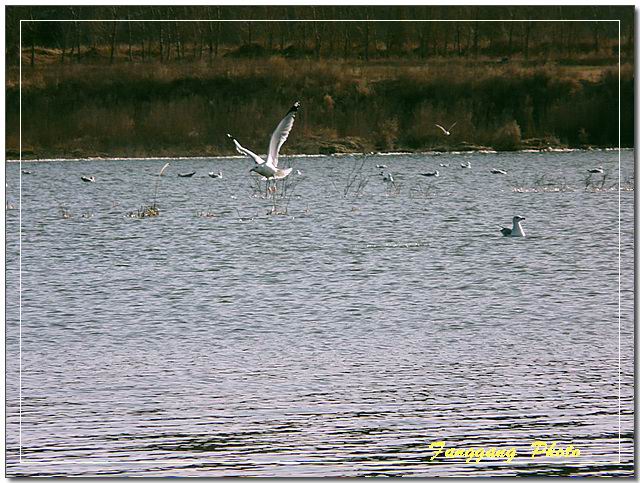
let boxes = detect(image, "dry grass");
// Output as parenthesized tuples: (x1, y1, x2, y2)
(7, 55, 633, 158)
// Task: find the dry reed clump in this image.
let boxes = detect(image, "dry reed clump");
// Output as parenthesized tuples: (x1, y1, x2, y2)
(376, 118, 400, 151)
(493, 120, 522, 151)
(128, 204, 160, 218)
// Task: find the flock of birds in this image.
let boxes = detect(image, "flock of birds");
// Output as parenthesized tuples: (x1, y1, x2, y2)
(19, 101, 608, 239)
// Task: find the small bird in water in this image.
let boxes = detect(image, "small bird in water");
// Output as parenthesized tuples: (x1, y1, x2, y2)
(435, 122, 457, 136)
(419, 170, 439, 177)
(500, 216, 526, 237)
(491, 168, 507, 174)
(295, 169, 303, 176)
(21, 170, 32, 175)
(460, 161, 471, 169)
(80, 175, 96, 183)
(587, 166, 604, 174)
(178, 171, 196, 178)
(380, 172, 394, 183)
(439, 163, 450, 167)
(376, 164, 388, 169)
(208, 171, 222, 178)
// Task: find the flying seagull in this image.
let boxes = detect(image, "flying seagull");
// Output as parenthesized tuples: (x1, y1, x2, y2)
(491, 168, 508, 174)
(419, 170, 439, 177)
(435, 122, 457, 136)
(500, 216, 526, 237)
(227, 101, 299, 180)
(587, 166, 604, 174)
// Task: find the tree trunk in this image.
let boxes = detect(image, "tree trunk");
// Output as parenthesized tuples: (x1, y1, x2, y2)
(473, 22, 479, 58)
(60, 25, 67, 64)
(343, 27, 350, 60)
(127, 18, 133, 61)
(363, 22, 370, 61)
(109, 8, 118, 65)
(214, 10, 221, 58)
(140, 22, 146, 61)
(524, 22, 531, 61)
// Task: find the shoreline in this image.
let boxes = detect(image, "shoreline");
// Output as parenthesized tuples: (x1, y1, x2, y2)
(6, 147, 630, 164)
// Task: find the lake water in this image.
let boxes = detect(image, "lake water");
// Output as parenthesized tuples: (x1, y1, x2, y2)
(5, 150, 634, 476)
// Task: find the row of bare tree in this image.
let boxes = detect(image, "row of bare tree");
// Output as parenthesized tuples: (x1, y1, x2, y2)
(7, 5, 633, 66)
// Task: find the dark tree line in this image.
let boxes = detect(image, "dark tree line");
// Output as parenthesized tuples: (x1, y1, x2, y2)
(5, 5, 634, 66)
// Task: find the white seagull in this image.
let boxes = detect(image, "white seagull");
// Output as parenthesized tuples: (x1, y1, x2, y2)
(227, 101, 299, 180)
(80, 175, 96, 183)
(461, 161, 471, 169)
(491, 168, 507, 174)
(500, 216, 526, 237)
(587, 166, 604, 174)
(380, 172, 394, 183)
(208, 171, 222, 178)
(439, 163, 450, 167)
(435, 122, 457, 136)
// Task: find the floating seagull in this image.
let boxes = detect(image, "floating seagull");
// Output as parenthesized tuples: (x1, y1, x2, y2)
(491, 168, 508, 174)
(80, 175, 96, 183)
(419, 170, 439, 177)
(500, 216, 526, 237)
(208, 171, 222, 178)
(21, 169, 32, 175)
(439, 163, 450, 167)
(295, 169, 303, 176)
(460, 161, 471, 169)
(376, 164, 388, 169)
(587, 166, 604, 174)
(380, 172, 394, 183)
(178, 171, 196, 178)
(228, 101, 299, 180)
(435, 122, 457, 136)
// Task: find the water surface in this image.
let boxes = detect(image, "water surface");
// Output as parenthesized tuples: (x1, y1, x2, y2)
(5, 150, 634, 476)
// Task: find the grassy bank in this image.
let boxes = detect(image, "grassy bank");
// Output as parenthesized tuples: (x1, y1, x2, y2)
(6, 56, 633, 160)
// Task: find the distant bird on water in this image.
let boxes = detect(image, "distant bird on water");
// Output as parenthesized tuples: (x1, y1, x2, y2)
(376, 164, 388, 169)
(80, 175, 96, 183)
(419, 170, 439, 177)
(439, 163, 450, 167)
(21, 170, 32, 175)
(587, 166, 604, 174)
(380, 172, 394, 183)
(178, 171, 196, 178)
(208, 171, 222, 178)
(435, 122, 457, 136)
(460, 161, 471, 169)
(500, 216, 526, 237)
(227, 101, 299, 180)
(491, 168, 508, 175)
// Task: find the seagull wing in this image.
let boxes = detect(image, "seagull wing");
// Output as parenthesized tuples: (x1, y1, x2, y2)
(448, 121, 457, 131)
(435, 124, 448, 134)
(227, 134, 265, 165)
(267, 101, 300, 167)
